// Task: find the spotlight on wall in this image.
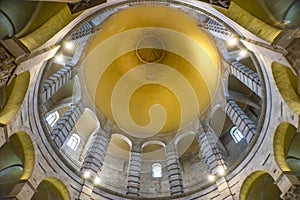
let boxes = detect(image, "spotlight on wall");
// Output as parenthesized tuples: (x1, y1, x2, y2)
(94, 176, 101, 185)
(239, 49, 248, 56)
(218, 167, 226, 176)
(227, 37, 238, 46)
(55, 54, 64, 63)
(64, 41, 74, 50)
(208, 174, 215, 182)
(83, 170, 90, 179)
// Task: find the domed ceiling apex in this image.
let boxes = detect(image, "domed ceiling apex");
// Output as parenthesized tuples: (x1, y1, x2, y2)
(83, 5, 220, 136)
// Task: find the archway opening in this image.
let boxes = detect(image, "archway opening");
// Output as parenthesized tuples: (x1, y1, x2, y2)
(240, 171, 281, 200)
(274, 122, 298, 173)
(0, 131, 34, 197)
(32, 178, 70, 200)
(272, 62, 300, 115)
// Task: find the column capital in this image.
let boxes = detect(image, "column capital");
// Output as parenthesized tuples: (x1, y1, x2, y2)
(282, 185, 300, 200)
(102, 119, 113, 135)
(130, 143, 142, 153)
(165, 141, 177, 152)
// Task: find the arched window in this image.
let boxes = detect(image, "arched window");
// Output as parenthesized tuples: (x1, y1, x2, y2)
(152, 163, 162, 178)
(230, 126, 244, 143)
(45, 111, 59, 127)
(66, 134, 80, 151)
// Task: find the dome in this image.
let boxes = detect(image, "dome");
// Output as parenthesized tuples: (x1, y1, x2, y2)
(0, 0, 300, 200)
(83, 5, 219, 136)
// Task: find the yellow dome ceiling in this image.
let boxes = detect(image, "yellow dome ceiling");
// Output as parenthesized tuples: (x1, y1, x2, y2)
(83, 5, 219, 137)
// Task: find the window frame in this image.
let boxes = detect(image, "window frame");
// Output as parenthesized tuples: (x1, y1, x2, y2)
(66, 134, 81, 151)
(152, 163, 162, 178)
(230, 126, 244, 143)
(45, 111, 60, 127)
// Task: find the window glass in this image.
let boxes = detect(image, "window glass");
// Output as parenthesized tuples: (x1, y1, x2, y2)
(152, 163, 162, 178)
(230, 126, 244, 143)
(46, 111, 59, 127)
(66, 134, 80, 151)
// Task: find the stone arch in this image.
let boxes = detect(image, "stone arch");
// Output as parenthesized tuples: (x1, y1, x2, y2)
(0, 131, 34, 197)
(273, 122, 297, 172)
(11, 131, 35, 180)
(112, 133, 132, 147)
(75, 108, 100, 139)
(62, 108, 100, 164)
(271, 61, 300, 115)
(240, 171, 281, 200)
(108, 133, 132, 158)
(0, 71, 30, 124)
(142, 140, 166, 161)
(209, 105, 228, 137)
(142, 140, 166, 149)
(175, 131, 197, 158)
(51, 75, 81, 107)
(32, 177, 71, 200)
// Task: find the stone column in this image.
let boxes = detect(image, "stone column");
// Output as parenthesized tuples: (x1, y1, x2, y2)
(80, 129, 112, 178)
(50, 102, 84, 148)
(41, 64, 77, 103)
(225, 99, 257, 144)
(230, 61, 262, 97)
(126, 145, 142, 196)
(165, 142, 184, 195)
(197, 125, 227, 176)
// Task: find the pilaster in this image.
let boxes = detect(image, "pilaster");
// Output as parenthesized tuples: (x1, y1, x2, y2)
(230, 61, 262, 97)
(51, 102, 84, 148)
(126, 145, 142, 196)
(224, 100, 256, 144)
(165, 143, 184, 195)
(42, 64, 77, 103)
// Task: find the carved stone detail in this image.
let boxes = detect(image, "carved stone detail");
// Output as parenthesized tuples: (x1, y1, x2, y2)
(0, 46, 16, 87)
(283, 186, 300, 200)
(68, 0, 107, 14)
